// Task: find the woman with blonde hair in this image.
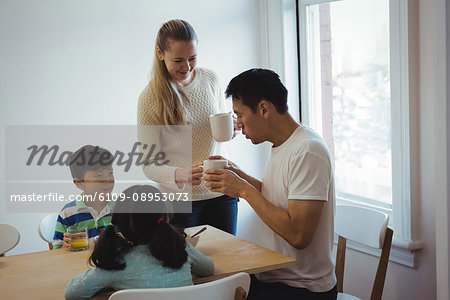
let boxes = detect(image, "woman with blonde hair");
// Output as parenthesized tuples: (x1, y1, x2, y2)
(137, 19, 238, 234)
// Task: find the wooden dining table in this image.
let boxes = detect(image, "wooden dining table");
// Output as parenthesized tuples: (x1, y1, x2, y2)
(0, 225, 296, 299)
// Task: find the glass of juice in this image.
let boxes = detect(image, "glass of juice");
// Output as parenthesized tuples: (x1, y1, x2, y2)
(67, 227, 89, 251)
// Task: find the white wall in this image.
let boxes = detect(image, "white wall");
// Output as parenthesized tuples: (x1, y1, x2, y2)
(436, 0, 449, 297)
(0, 0, 265, 255)
(447, 2, 450, 297)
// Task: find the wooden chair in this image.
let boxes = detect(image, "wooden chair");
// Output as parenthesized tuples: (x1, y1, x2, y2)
(0, 224, 20, 256)
(38, 213, 58, 250)
(108, 272, 250, 300)
(335, 205, 393, 300)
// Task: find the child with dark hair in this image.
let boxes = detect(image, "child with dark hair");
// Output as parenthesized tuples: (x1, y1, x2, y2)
(53, 144, 115, 250)
(64, 185, 214, 300)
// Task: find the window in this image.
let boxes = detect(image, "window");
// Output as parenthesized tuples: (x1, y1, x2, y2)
(301, 0, 392, 207)
(297, 0, 421, 266)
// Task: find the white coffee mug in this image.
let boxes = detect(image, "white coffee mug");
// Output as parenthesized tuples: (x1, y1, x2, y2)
(209, 112, 233, 142)
(202, 159, 228, 171)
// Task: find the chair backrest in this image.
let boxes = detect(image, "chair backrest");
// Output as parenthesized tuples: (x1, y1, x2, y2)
(0, 224, 20, 256)
(38, 213, 58, 250)
(335, 204, 393, 300)
(108, 272, 250, 300)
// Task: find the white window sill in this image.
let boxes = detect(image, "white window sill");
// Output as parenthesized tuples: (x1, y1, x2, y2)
(335, 235, 424, 268)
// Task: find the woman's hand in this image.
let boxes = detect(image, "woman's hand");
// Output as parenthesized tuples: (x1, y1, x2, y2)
(175, 163, 203, 186)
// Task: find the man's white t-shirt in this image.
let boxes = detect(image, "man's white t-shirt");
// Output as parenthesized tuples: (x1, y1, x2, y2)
(254, 125, 336, 292)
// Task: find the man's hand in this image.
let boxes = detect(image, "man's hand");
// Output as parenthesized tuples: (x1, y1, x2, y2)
(207, 155, 262, 192)
(203, 169, 254, 197)
(208, 155, 241, 174)
(175, 163, 203, 186)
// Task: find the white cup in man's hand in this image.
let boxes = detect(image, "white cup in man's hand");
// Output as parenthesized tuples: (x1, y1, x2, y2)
(202, 159, 227, 185)
(202, 159, 228, 171)
(209, 112, 233, 142)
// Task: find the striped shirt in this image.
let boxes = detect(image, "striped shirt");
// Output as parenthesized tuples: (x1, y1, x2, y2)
(53, 196, 113, 249)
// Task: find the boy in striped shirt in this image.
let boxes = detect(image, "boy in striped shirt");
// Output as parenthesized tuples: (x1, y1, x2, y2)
(53, 145, 115, 250)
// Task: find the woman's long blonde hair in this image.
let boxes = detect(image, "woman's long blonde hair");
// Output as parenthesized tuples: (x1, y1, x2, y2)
(150, 19, 197, 125)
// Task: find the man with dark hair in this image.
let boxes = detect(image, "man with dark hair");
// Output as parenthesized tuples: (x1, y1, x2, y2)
(225, 68, 288, 114)
(53, 145, 115, 250)
(204, 68, 337, 299)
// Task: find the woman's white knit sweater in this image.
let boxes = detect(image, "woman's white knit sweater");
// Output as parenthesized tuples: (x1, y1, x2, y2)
(137, 68, 225, 201)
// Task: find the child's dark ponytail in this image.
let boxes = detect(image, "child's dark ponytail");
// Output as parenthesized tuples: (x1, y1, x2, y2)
(89, 224, 131, 270)
(148, 218, 188, 269)
(90, 185, 189, 271)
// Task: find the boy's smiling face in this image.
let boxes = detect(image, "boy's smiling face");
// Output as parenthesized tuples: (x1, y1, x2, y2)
(74, 167, 115, 199)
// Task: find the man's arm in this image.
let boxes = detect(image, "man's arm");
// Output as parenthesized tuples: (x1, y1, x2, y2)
(204, 169, 324, 250)
(244, 187, 324, 250)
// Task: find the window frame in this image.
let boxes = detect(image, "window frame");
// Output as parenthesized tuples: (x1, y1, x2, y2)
(296, 0, 423, 267)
